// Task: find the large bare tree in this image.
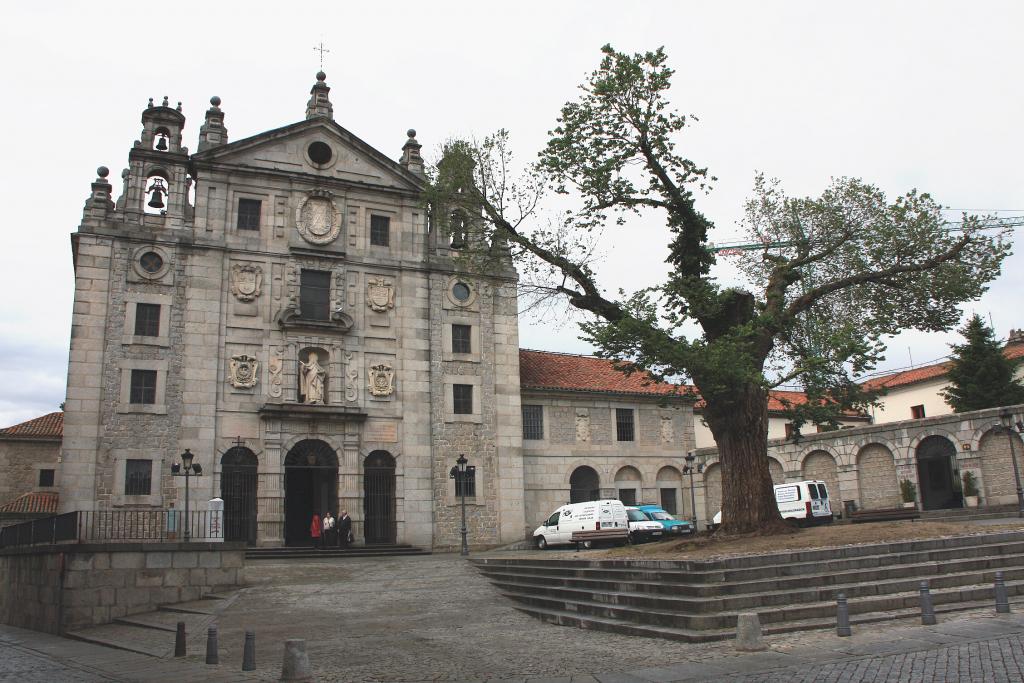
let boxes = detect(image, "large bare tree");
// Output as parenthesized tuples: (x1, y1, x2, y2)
(427, 45, 1012, 534)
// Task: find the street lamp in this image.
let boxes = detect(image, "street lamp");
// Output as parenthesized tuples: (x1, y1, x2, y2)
(683, 451, 703, 531)
(450, 454, 470, 556)
(997, 410, 1024, 518)
(171, 449, 203, 541)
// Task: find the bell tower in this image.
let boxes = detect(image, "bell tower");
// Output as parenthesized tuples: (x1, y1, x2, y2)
(123, 96, 190, 227)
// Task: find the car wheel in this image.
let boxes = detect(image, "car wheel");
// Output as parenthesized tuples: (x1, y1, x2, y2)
(582, 540, 594, 549)
(627, 532, 636, 545)
(536, 536, 548, 550)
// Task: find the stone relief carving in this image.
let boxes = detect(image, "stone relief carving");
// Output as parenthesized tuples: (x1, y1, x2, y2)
(368, 363, 395, 397)
(575, 410, 590, 442)
(227, 354, 259, 389)
(366, 276, 395, 313)
(268, 351, 284, 398)
(230, 263, 263, 302)
(344, 351, 358, 402)
(299, 351, 327, 404)
(661, 415, 674, 444)
(295, 191, 341, 245)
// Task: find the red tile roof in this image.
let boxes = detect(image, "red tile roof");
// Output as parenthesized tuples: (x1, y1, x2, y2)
(860, 343, 1024, 392)
(0, 412, 63, 440)
(0, 491, 59, 514)
(519, 349, 689, 398)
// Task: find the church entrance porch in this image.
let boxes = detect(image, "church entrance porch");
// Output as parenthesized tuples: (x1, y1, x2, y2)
(221, 446, 258, 545)
(916, 435, 963, 511)
(363, 451, 396, 544)
(284, 439, 339, 546)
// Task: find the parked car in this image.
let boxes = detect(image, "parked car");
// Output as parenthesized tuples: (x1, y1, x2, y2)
(625, 507, 665, 544)
(636, 504, 694, 535)
(710, 480, 833, 529)
(533, 499, 629, 549)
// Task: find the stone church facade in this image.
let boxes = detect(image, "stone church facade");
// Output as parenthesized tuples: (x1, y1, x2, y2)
(61, 73, 525, 548)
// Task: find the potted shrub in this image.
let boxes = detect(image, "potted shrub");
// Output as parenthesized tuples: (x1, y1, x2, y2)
(899, 479, 918, 509)
(962, 471, 980, 508)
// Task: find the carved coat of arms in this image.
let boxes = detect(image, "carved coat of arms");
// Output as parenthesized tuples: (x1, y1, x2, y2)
(296, 192, 341, 245)
(368, 363, 395, 397)
(228, 354, 260, 389)
(230, 264, 263, 302)
(366, 277, 395, 313)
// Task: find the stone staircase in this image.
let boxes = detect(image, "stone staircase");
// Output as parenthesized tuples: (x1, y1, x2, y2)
(472, 531, 1024, 643)
(245, 543, 430, 560)
(918, 504, 1020, 523)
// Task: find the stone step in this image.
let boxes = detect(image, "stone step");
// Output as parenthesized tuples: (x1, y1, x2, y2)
(158, 597, 230, 615)
(245, 545, 430, 560)
(477, 550, 1024, 600)
(65, 622, 179, 658)
(115, 610, 211, 633)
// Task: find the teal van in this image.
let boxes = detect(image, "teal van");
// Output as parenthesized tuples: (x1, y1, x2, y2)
(636, 504, 694, 535)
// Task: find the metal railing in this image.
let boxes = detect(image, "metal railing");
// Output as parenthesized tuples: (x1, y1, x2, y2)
(0, 509, 222, 549)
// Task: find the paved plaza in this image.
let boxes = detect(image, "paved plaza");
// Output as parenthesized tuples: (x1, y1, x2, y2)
(2, 552, 1024, 681)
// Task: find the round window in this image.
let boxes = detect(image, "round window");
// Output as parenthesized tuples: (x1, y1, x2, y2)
(452, 282, 471, 302)
(307, 141, 333, 165)
(139, 251, 164, 274)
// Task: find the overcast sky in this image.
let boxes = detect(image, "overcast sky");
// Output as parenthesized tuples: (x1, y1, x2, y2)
(0, 1, 1021, 427)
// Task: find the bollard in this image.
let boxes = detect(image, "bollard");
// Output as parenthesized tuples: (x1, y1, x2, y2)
(242, 630, 256, 671)
(206, 625, 219, 665)
(995, 571, 1011, 614)
(735, 612, 768, 651)
(919, 580, 937, 625)
(174, 621, 186, 657)
(836, 593, 852, 637)
(281, 638, 313, 682)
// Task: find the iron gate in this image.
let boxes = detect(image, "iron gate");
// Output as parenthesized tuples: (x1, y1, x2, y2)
(221, 447, 258, 545)
(364, 451, 396, 544)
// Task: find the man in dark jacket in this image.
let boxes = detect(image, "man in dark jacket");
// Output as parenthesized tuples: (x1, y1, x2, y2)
(338, 509, 352, 548)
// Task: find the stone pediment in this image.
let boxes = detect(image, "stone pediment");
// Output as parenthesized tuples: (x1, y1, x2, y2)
(191, 119, 424, 193)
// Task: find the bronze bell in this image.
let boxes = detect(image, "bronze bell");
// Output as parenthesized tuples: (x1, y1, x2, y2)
(147, 178, 167, 209)
(155, 134, 168, 151)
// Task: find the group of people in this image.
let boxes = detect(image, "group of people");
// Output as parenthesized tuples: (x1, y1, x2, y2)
(310, 510, 352, 549)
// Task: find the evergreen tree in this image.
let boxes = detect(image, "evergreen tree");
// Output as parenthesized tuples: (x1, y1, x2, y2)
(942, 314, 1024, 412)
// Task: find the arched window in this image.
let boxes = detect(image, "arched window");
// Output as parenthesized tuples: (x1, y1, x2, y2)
(569, 466, 601, 503)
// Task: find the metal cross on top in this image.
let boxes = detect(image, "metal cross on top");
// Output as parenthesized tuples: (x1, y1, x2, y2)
(232, 435, 247, 448)
(313, 41, 330, 69)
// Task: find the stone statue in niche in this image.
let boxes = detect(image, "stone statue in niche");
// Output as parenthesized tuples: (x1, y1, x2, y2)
(366, 276, 395, 313)
(268, 351, 284, 398)
(575, 410, 590, 442)
(299, 351, 327, 404)
(230, 264, 263, 302)
(368, 363, 394, 397)
(660, 415, 674, 444)
(344, 351, 358, 402)
(227, 354, 259, 389)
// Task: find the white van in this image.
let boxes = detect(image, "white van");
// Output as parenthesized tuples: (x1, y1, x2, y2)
(712, 480, 833, 528)
(533, 499, 629, 549)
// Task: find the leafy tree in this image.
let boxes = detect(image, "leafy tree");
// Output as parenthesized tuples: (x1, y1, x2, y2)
(427, 45, 1012, 534)
(941, 314, 1024, 412)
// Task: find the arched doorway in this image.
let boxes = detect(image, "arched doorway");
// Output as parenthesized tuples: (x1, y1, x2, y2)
(614, 466, 642, 505)
(364, 451, 396, 544)
(569, 466, 601, 503)
(221, 447, 258, 545)
(284, 440, 339, 546)
(916, 435, 962, 510)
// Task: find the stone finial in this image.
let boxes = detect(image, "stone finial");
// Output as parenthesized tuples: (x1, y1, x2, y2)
(162, 95, 169, 107)
(400, 128, 425, 178)
(148, 97, 154, 108)
(82, 163, 115, 224)
(198, 95, 229, 152)
(305, 71, 334, 120)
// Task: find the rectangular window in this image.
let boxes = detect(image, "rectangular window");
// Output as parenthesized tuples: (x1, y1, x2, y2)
(618, 488, 637, 506)
(125, 459, 152, 496)
(133, 303, 161, 337)
(453, 384, 473, 414)
(370, 215, 390, 246)
(451, 324, 472, 354)
(660, 488, 678, 515)
(616, 408, 635, 441)
(237, 198, 262, 231)
(129, 369, 157, 405)
(455, 465, 477, 498)
(522, 405, 544, 440)
(38, 469, 55, 487)
(911, 404, 926, 419)
(300, 269, 332, 321)
(784, 423, 795, 439)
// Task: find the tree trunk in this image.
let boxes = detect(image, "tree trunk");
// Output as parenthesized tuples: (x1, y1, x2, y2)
(704, 383, 787, 534)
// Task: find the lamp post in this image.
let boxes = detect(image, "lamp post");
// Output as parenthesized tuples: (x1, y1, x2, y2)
(456, 454, 469, 556)
(683, 451, 702, 530)
(998, 410, 1024, 518)
(171, 449, 203, 541)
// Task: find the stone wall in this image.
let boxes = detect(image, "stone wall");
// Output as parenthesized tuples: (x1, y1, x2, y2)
(0, 542, 245, 634)
(0, 439, 60, 508)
